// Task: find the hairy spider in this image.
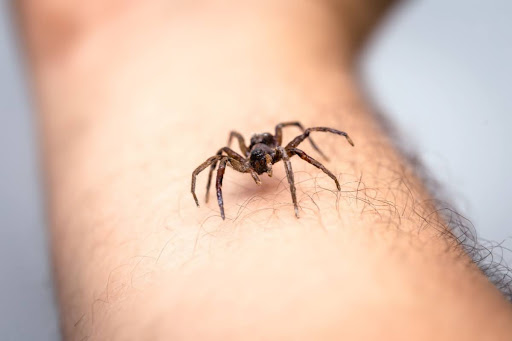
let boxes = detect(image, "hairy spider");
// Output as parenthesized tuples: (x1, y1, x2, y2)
(191, 122, 354, 219)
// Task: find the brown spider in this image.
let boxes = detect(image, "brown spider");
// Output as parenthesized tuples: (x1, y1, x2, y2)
(191, 122, 354, 219)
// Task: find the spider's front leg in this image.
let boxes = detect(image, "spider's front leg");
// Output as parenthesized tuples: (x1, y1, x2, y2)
(277, 146, 299, 218)
(193, 154, 260, 220)
(275, 121, 328, 160)
(214, 157, 261, 220)
(287, 147, 340, 190)
(206, 147, 260, 203)
(191, 155, 223, 207)
(215, 158, 229, 219)
(286, 127, 354, 151)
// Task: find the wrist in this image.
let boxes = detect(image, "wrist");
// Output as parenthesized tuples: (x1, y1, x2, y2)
(18, 0, 396, 72)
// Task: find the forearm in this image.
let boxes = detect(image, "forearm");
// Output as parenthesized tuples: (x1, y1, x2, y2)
(18, 1, 512, 339)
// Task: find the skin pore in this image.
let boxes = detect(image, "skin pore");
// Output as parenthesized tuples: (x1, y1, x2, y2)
(17, 0, 512, 339)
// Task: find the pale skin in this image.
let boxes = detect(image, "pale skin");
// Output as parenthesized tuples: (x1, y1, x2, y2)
(16, 0, 512, 340)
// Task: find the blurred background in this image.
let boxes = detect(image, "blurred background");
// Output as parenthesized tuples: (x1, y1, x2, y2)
(1, 0, 510, 339)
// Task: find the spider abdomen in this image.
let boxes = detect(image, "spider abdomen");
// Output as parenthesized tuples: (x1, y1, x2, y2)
(249, 132, 276, 149)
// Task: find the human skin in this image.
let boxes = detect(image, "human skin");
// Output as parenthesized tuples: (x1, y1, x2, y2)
(17, 0, 512, 340)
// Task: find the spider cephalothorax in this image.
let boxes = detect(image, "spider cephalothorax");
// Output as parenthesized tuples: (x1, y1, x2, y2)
(191, 121, 354, 219)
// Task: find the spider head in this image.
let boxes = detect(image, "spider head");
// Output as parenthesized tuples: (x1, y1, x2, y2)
(250, 145, 275, 176)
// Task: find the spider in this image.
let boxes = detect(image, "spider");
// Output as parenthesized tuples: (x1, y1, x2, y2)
(191, 122, 354, 219)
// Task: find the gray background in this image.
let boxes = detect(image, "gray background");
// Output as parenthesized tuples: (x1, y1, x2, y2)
(1, 0, 510, 339)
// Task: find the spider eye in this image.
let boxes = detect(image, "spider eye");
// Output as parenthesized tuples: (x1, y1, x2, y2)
(250, 149, 264, 162)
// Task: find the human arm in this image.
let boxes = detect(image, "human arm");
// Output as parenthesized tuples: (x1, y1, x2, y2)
(16, 0, 512, 339)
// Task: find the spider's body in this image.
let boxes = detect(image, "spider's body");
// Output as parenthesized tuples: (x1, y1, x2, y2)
(249, 133, 277, 175)
(191, 122, 354, 219)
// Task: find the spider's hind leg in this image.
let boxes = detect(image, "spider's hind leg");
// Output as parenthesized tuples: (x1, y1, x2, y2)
(227, 131, 249, 157)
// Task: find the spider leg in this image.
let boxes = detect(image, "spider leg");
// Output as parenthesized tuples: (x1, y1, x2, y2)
(286, 127, 354, 151)
(227, 131, 249, 157)
(288, 147, 340, 190)
(215, 157, 261, 219)
(275, 121, 328, 160)
(278, 147, 299, 218)
(194, 153, 257, 218)
(191, 155, 223, 207)
(206, 147, 249, 203)
(216, 157, 229, 219)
